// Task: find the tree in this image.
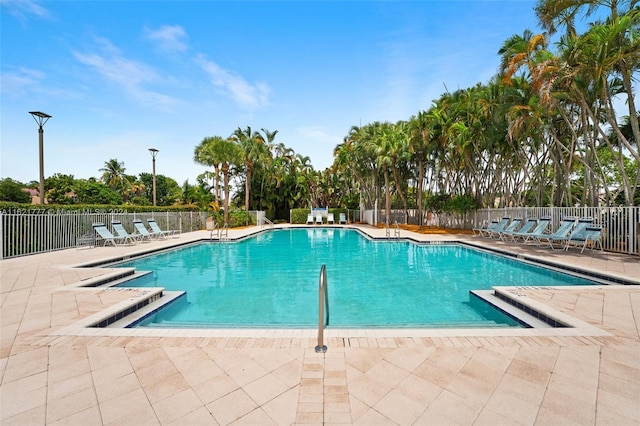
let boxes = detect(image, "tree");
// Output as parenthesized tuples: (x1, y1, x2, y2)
(0, 178, 31, 203)
(99, 159, 130, 199)
(231, 126, 270, 211)
(75, 180, 123, 204)
(194, 136, 241, 225)
(45, 173, 76, 204)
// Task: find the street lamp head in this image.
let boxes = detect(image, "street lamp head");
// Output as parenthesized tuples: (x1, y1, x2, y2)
(29, 111, 52, 128)
(29, 111, 52, 119)
(148, 148, 159, 158)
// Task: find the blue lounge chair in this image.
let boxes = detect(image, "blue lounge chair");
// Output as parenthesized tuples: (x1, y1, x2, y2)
(492, 218, 523, 240)
(93, 222, 136, 246)
(535, 217, 582, 249)
(480, 217, 510, 238)
(111, 220, 145, 242)
(473, 220, 498, 236)
(565, 225, 603, 253)
(147, 218, 178, 237)
(544, 217, 593, 250)
(133, 219, 163, 239)
(500, 217, 537, 242)
(515, 216, 551, 243)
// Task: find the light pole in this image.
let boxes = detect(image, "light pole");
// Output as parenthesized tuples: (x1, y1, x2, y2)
(29, 111, 52, 205)
(148, 148, 159, 206)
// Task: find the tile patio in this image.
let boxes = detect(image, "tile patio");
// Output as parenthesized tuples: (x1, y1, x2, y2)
(1, 224, 639, 425)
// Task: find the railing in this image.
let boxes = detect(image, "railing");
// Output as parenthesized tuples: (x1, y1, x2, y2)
(1, 211, 209, 259)
(315, 264, 329, 353)
(261, 217, 274, 229)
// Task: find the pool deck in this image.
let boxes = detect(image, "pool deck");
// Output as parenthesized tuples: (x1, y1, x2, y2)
(1, 224, 638, 425)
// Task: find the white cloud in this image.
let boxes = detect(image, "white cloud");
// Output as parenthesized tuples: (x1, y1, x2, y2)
(72, 37, 179, 109)
(143, 24, 189, 54)
(0, 0, 51, 20)
(195, 54, 270, 111)
(0, 67, 45, 97)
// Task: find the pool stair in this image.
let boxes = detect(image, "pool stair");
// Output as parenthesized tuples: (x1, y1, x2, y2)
(470, 290, 557, 328)
(471, 286, 611, 333)
(106, 290, 186, 328)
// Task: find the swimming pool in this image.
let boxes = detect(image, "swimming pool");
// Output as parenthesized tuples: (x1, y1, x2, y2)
(112, 228, 597, 328)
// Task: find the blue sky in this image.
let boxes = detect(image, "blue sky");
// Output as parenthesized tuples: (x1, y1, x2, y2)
(1, 0, 541, 186)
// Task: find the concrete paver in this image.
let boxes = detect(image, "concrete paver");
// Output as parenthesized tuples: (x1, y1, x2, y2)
(1, 225, 639, 425)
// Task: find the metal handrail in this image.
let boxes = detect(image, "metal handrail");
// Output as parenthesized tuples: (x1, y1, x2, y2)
(219, 224, 229, 240)
(394, 221, 400, 237)
(208, 222, 218, 239)
(315, 264, 329, 353)
(262, 217, 274, 229)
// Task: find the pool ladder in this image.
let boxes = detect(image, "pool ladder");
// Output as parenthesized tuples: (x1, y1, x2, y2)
(210, 224, 229, 241)
(385, 221, 400, 238)
(315, 264, 329, 353)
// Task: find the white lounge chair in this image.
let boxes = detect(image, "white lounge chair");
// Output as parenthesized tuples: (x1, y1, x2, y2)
(111, 220, 145, 242)
(306, 214, 314, 225)
(339, 213, 347, 224)
(148, 218, 178, 237)
(134, 219, 163, 239)
(93, 222, 135, 246)
(327, 213, 335, 224)
(315, 214, 323, 224)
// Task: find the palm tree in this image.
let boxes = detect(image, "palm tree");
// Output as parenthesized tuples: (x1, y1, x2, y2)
(99, 159, 130, 199)
(231, 126, 270, 212)
(194, 136, 240, 225)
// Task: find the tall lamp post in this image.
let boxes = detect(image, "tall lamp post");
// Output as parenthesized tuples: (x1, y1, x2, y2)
(148, 148, 159, 206)
(29, 111, 52, 205)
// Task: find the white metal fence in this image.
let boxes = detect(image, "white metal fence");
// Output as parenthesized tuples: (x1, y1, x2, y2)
(0, 210, 209, 259)
(3, 207, 638, 257)
(364, 206, 639, 255)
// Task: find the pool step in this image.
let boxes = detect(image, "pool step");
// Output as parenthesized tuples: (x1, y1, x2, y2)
(470, 290, 552, 328)
(107, 290, 186, 328)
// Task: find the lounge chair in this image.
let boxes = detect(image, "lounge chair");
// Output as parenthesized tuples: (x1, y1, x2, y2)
(515, 216, 551, 243)
(327, 213, 335, 224)
(93, 222, 136, 246)
(339, 213, 347, 224)
(306, 214, 314, 225)
(148, 218, 178, 237)
(500, 217, 537, 242)
(112, 220, 145, 242)
(473, 220, 498, 236)
(480, 217, 510, 238)
(534, 216, 581, 249)
(491, 218, 522, 240)
(315, 214, 323, 225)
(133, 219, 163, 239)
(541, 217, 593, 250)
(565, 225, 603, 253)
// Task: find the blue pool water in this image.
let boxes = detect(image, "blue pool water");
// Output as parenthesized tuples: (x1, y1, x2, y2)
(114, 228, 596, 328)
